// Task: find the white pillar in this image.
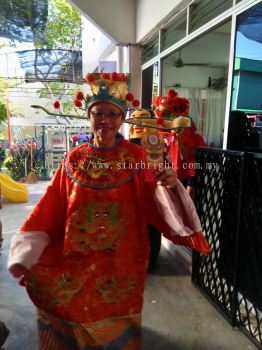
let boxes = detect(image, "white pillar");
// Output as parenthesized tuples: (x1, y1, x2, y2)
(128, 45, 142, 99)
(116, 45, 124, 73)
(121, 45, 142, 140)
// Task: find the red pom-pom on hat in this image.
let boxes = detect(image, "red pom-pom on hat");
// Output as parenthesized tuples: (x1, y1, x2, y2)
(160, 97, 167, 105)
(74, 99, 82, 108)
(53, 100, 60, 109)
(167, 89, 177, 98)
(156, 117, 164, 125)
(100, 73, 110, 80)
(155, 108, 163, 118)
(126, 92, 134, 101)
(86, 73, 95, 83)
(110, 72, 119, 81)
(152, 96, 162, 106)
(118, 73, 126, 81)
(75, 91, 84, 100)
(173, 97, 189, 113)
(132, 99, 140, 108)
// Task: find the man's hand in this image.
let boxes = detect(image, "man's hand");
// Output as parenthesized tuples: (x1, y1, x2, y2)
(9, 263, 30, 279)
(187, 186, 195, 201)
(9, 263, 31, 286)
(157, 168, 177, 189)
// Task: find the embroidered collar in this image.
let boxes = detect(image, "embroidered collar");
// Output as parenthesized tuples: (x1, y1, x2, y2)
(64, 139, 142, 189)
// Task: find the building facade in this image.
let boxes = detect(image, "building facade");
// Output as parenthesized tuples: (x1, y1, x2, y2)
(69, 0, 262, 150)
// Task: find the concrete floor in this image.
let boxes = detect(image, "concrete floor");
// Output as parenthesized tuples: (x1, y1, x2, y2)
(0, 181, 257, 350)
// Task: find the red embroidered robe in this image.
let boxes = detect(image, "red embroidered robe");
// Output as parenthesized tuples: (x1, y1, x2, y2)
(13, 138, 209, 323)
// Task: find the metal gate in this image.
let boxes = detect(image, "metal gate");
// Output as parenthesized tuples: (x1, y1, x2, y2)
(192, 148, 262, 349)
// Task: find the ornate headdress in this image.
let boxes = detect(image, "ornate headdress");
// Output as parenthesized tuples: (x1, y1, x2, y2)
(72, 73, 140, 116)
(126, 89, 191, 131)
(153, 89, 189, 120)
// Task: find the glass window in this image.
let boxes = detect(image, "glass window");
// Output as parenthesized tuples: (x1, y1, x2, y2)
(229, 3, 262, 150)
(189, 0, 232, 33)
(232, 3, 262, 113)
(141, 35, 159, 64)
(162, 21, 231, 148)
(160, 10, 187, 52)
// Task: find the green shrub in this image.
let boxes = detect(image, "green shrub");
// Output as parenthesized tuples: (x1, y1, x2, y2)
(4, 143, 41, 180)
(0, 145, 6, 171)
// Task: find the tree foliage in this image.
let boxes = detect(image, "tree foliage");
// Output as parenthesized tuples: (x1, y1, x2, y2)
(0, 0, 81, 48)
(0, 77, 24, 122)
(34, 0, 82, 112)
(0, 77, 7, 122)
(38, 0, 82, 50)
(0, 101, 7, 123)
(0, 0, 82, 119)
(0, 0, 48, 43)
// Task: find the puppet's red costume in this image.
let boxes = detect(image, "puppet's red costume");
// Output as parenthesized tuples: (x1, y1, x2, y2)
(8, 138, 209, 349)
(169, 122, 206, 184)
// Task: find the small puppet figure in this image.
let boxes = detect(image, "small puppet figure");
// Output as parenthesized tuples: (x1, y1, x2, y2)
(129, 108, 165, 169)
(126, 90, 192, 170)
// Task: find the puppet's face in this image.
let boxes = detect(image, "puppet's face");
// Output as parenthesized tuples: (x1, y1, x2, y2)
(129, 108, 152, 139)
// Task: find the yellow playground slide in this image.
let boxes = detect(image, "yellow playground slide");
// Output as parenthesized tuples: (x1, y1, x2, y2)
(0, 173, 28, 203)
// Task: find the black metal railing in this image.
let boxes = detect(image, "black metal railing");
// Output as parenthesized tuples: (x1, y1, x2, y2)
(192, 148, 262, 349)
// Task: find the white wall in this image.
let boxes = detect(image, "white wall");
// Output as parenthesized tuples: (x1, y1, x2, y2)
(82, 17, 115, 74)
(163, 66, 226, 90)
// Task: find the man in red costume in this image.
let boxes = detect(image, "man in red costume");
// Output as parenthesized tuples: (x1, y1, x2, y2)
(8, 74, 209, 350)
